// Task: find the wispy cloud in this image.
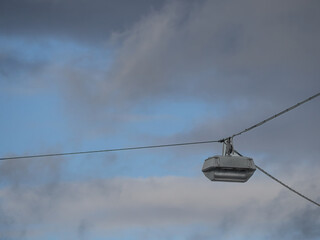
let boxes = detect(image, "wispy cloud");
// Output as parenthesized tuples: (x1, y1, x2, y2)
(0, 172, 319, 239)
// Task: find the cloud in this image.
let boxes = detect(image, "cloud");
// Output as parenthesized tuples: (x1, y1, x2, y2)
(1, 1, 320, 238)
(3, 0, 319, 139)
(100, 0, 320, 105)
(0, 157, 62, 188)
(0, 173, 319, 239)
(0, 0, 166, 43)
(48, 0, 320, 142)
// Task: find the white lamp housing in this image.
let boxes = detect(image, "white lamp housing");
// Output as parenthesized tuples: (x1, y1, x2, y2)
(202, 155, 256, 182)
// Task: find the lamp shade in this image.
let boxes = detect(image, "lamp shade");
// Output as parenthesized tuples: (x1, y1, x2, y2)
(202, 155, 256, 182)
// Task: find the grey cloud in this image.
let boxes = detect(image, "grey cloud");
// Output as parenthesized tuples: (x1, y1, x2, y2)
(3, 0, 319, 125)
(52, 0, 320, 138)
(273, 207, 320, 240)
(0, 174, 319, 239)
(0, 157, 62, 189)
(0, 0, 166, 43)
(22, 0, 319, 138)
(100, 0, 320, 105)
(0, 207, 26, 240)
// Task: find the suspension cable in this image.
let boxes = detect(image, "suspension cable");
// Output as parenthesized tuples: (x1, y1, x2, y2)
(227, 92, 320, 140)
(0, 92, 319, 161)
(234, 150, 320, 208)
(0, 140, 222, 161)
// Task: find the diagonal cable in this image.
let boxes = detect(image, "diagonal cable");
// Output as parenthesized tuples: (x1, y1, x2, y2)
(228, 92, 320, 139)
(234, 150, 320, 208)
(255, 164, 320, 207)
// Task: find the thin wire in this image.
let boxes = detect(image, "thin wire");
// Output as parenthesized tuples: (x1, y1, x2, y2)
(228, 92, 320, 139)
(255, 164, 320, 207)
(234, 150, 320, 208)
(1, 92, 319, 161)
(0, 140, 222, 161)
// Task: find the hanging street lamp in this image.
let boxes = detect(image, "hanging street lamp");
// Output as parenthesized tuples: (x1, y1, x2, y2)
(202, 138, 256, 182)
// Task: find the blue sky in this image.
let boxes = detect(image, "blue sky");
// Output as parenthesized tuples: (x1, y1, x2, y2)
(0, 0, 320, 239)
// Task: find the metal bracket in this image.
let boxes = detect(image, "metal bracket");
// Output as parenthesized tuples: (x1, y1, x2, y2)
(222, 137, 234, 156)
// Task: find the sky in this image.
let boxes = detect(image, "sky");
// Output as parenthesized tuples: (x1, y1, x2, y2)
(0, 0, 320, 239)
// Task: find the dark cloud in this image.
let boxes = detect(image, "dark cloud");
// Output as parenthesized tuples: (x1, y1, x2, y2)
(0, 0, 166, 43)
(95, 0, 319, 106)
(2, 0, 319, 123)
(48, 0, 320, 125)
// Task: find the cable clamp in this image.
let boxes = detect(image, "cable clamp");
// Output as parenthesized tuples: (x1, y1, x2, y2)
(222, 137, 234, 156)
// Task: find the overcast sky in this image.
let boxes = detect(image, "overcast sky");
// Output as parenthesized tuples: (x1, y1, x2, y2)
(0, 0, 320, 239)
